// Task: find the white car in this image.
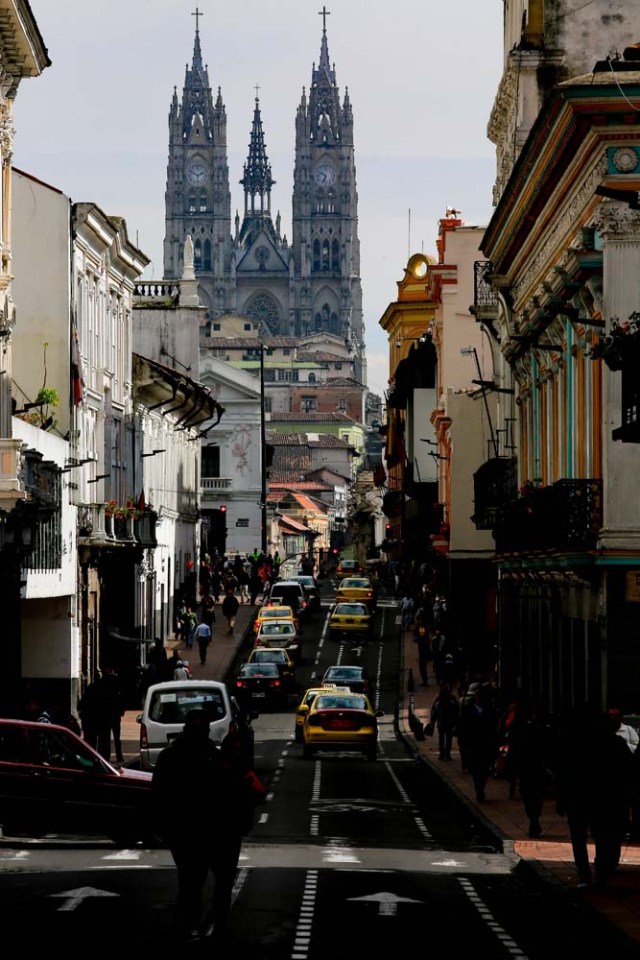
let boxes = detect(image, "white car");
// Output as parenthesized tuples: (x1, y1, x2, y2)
(137, 680, 254, 770)
(255, 619, 301, 661)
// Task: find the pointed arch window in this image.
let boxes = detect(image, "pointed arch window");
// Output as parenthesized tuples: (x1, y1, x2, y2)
(199, 191, 207, 213)
(308, 372, 316, 384)
(327, 190, 336, 214)
(322, 240, 330, 271)
(204, 239, 212, 271)
(194, 239, 203, 271)
(313, 239, 321, 272)
(188, 194, 197, 214)
(332, 240, 340, 271)
(316, 189, 325, 214)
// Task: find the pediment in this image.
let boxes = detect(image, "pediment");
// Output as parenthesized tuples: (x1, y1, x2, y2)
(199, 357, 260, 403)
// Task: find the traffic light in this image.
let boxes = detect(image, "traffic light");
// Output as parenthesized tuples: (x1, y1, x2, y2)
(220, 505, 227, 514)
(385, 522, 392, 535)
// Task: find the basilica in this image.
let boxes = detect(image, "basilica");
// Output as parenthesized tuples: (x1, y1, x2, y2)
(162, 11, 365, 382)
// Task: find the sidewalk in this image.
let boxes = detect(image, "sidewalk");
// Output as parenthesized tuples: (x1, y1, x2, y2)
(400, 627, 640, 944)
(120, 601, 258, 760)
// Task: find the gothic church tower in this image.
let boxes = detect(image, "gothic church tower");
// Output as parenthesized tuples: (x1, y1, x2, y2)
(163, 12, 364, 380)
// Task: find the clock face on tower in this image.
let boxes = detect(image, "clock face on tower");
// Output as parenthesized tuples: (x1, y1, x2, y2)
(314, 163, 336, 186)
(187, 162, 207, 185)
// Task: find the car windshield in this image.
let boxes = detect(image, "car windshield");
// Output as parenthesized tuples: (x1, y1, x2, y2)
(253, 650, 287, 663)
(150, 689, 227, 723)
(341, 579, 369, 588)
(261, 607, 292, 618)
(339, 562, 357, 570)
(325, 668, 363, 682)
(334, 603, 367, 615)
(241, 663, 279, 677)
(260, 622, 295, 636)
(314, 695, 367, 711)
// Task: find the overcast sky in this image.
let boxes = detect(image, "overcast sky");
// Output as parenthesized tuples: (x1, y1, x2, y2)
(13, 0, 503, 399)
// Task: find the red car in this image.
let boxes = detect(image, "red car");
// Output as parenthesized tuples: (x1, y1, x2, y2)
(0, 718, 154, 845)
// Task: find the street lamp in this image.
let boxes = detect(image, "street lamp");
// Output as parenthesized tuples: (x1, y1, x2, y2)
(259, 342, 268, 555)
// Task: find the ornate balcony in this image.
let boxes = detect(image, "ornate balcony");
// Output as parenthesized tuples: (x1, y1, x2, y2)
(201, 477, 233, 494)
(472, 457, 517, 530)
(494, 479, 603, 553)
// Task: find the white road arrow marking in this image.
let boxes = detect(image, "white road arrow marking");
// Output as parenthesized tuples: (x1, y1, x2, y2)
(431, 858, 464, 867)
(348, 892, 422, 916)
(50, 886, 119, 912)
(102, 849, 141, 861)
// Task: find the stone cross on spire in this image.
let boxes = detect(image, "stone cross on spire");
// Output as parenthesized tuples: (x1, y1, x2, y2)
(318, 6, 330, 32)
(191, 6, 203, 32)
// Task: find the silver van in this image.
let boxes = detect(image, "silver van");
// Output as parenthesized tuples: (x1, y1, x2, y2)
(138, 680, 254, 770)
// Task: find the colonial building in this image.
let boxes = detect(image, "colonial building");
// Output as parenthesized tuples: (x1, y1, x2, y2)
(163, 13, 365, 381)
(475, 1, 640, 710)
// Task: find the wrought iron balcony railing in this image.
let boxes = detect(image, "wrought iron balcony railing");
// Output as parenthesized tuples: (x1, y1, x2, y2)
(472, 457, 517, 530)
(494, 478, 603, 553)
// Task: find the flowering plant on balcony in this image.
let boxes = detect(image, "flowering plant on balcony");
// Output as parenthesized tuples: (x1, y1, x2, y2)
(104, 499, 142, 519)
(588, 312, 640, 370)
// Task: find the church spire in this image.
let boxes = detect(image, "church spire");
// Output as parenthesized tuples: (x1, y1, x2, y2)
(191, 5, 204, 71)
(308, 9, 340, 145)
(318, 5, 332, 76)
(239, 91, 276, 246)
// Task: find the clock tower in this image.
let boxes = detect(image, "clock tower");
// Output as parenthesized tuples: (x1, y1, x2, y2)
(163, 10, 233, 315)
(292, 9, 363, 374)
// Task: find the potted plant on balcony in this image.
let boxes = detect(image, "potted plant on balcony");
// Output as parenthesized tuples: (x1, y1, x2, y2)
(589, 312, 640, 371)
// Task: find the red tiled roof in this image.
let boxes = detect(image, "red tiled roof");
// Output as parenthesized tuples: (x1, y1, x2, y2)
(267, 432, 352, 448)
(291, 491, 327, 513)
(280, 514, 312, 533)
(267, 412, 354, 423)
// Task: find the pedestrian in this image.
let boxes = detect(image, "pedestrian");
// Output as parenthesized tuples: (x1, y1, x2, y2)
(194, 620, 212, 666)
(608, 707, 639, 754)
(413, 617, 431, 686)
(237, 567, 250, 603)
(430, 682, 460, 761)
(173, 660, 191, 681)
(100, 665, 125, 763)
(78, 668, 123, 762)
(507, 698, 552, 838)
(400, 592, 414, 631)
(249, 570, 263, 605)
(221, 588, 240, 634)
(182, 606, 197, 650)
(151, 710, 262, 943)
(148, 637, 169, 681)
(456, 683, 500, 802)
(166, 648, 182, 679)
(200, 594, 216, 629)
(555, 706, 633, 889)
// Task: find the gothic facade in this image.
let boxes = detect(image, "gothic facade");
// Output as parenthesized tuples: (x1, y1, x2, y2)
(163, 16, 364, 381)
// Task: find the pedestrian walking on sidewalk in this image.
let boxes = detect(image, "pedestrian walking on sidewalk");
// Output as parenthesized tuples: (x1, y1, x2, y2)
(554, 705, 633, 889)
(507, 698, 552, 837)
(194, 621, 212, 665)
(173, 660, 191, 681)
(400, 593, 415, 631)
(222, 588, 240, 634)
(430, 682, 459, 761)
(151, 710, 256, 943)
(457, 683, 499, 802)
(413, 618, 431, 686)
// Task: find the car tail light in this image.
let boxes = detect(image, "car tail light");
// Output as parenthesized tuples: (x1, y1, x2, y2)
(236, 679, 248, 688)
(271, 679, 281, 688)
(139, 722, 148, 749)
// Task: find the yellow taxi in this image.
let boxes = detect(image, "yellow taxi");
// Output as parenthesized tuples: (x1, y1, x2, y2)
(293, 683, 351, 742)
(253, 604, 297, 634)
(328, 601, 372, 639)
(299, 689, 380, 760)
(335, 577, 378, 612)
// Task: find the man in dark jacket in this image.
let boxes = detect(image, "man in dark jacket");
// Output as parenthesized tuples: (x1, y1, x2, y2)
(151, 710, 255, 942)
(221, 588, 240, 634)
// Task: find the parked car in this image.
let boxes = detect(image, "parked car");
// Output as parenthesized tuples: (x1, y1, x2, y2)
(255, 619, 302, 661)
(0, 718, 154, 845)
(233, 661, 287, 710)
(265, 580, 311, 620)
(138, 680, 254, 771)
(299, 689, 381, 761)
(329, 601, 373, 639)
(336, 559, 363, 581)
(290, 574, 321, 611)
